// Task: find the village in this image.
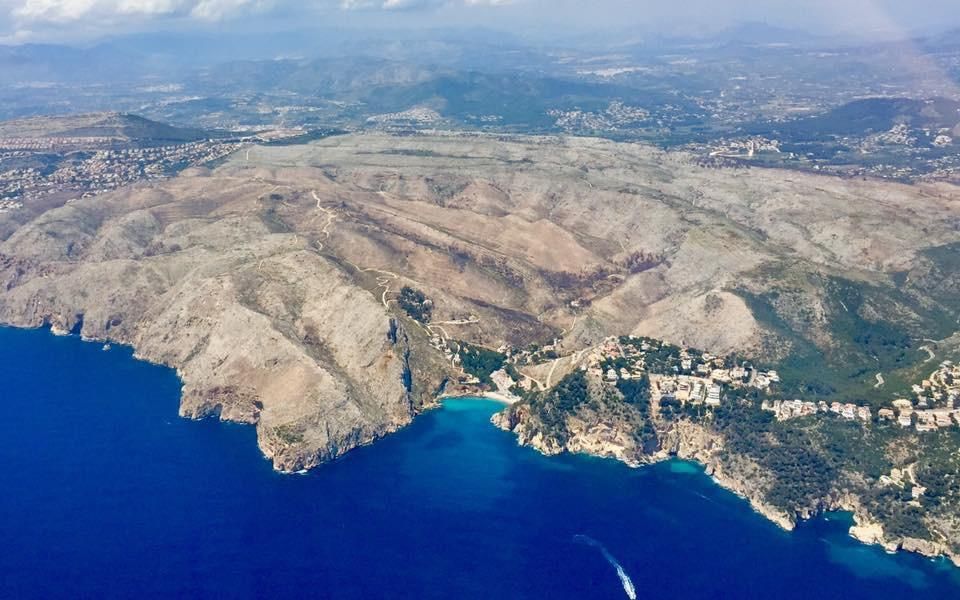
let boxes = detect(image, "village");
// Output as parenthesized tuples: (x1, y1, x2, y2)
(762, 398, 873, 423)
(0, 139, 243, 208)
(432, 328, 960, 435)
(584, 336, 960, 432)
(583, 336, 766, 406)
(879, 360, 960, 432)
(403, 278, 960, 435)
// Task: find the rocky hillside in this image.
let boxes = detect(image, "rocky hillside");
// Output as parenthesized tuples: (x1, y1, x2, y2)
(240, 134, 960, 366)
(0, 169, 452, 472)
(1, 131, 958, 473)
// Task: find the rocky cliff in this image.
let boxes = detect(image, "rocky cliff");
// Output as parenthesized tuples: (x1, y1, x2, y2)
(0, 173, 451, 472)
(491, 402, 797, 530)
(492, 375, 960, 567)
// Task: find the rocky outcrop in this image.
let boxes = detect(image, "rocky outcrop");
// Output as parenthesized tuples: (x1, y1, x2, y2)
(848, 515, 890, 547)
(870, 530, 958, 567)
(564, 419, 640, 466)
(491, 405, 566, 457)
(847, 512, 960, 568)
(901, 537, 959, 565)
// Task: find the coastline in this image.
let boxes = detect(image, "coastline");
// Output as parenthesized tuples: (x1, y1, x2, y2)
(490, 408, 960, 569)
(1, 321, 421, 474)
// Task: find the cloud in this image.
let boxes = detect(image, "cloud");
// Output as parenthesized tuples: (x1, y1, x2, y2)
(0, 0, 524, 42)
(338, 0, 510, 11)
(8, 0, 509, 23)
(15, 0, 102, 21)
(11, 0, 273, 21)
(339, 0, 436, 10)
(189, 0, 271, 20)
(0, 0, 518, 40)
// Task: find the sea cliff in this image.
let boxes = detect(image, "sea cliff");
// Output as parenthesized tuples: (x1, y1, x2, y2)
(491, 391, 960, 568)
(0, 186, 452, 473)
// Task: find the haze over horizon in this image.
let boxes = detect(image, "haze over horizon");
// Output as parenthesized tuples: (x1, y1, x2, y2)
(2, 0, 960, 46)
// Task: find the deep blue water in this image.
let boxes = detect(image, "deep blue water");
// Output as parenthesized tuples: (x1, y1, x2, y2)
(2, 326, 960, 599)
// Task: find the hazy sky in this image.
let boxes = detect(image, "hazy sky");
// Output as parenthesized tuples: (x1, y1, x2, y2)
(1, 0, 959, 44)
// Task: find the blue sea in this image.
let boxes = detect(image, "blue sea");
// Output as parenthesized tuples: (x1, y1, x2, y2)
(2, 326, 960, 599)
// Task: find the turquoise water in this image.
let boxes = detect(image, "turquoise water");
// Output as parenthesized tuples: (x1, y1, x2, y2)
(1, 325, 959, 599)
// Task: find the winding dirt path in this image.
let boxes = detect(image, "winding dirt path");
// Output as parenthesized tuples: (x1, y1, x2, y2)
(311, 191, 337, 251)
(524, 372, 546, 391)
(345, 259, 399, 309)
(425, 318, 482, 345)
(560, 315, 578, 337)
(427, 324, 451, 341)
(545, 349, 588, 389)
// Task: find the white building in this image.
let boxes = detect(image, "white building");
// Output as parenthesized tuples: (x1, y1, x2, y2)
(706, 385, 722, 407)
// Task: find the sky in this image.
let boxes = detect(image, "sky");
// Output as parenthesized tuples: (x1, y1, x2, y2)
(1, 0, 959, 45)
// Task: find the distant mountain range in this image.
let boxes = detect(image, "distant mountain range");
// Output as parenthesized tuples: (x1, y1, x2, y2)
(0, 27, 543, 86)
(4, 23, 960, 83)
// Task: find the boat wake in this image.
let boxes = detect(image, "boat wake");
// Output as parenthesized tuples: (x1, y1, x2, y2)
(574, 535, 637, 600)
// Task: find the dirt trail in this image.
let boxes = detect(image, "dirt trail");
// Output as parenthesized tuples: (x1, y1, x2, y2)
(426, 317, 482, 345)
(545, 358, 561, 389)
(545, 349, 588, 389)
(345, 259, 399, 309)
(431, 318, 481, 326)
(427, 324, 451, 341)
(311, 191, 337, 251)
(560, 315, 578, 337)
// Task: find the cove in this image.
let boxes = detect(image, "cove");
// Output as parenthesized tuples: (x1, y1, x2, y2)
(1, 325, 959, 599)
